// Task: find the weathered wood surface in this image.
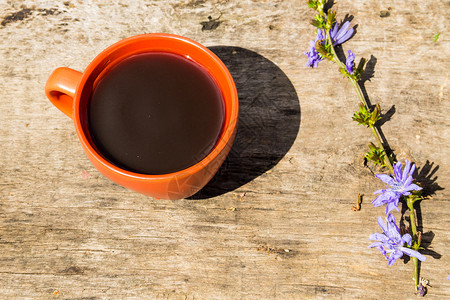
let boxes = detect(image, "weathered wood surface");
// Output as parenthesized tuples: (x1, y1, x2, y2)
(0, 0, 449, 298)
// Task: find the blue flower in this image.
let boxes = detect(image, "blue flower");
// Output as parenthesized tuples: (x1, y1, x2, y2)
(369, 214, 426, 266)
(372, 159, 422, 214)
(305, 21, 354, 68)
(346, 50, 355, 74)
(305, 30, 325, 68)
(329, 21, 354, 46)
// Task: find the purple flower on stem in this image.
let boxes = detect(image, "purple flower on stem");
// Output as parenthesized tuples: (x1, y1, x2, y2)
(369, 214, 426, 266)
(329, 21, 354, 46)
(372, 159, 422, 214)
(346, 50, 355, 74)
(305, 21, 354, 68)
(305, 30, 325, 68)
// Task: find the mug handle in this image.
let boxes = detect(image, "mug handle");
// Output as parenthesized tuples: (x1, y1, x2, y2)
(45, 67, 82, 119)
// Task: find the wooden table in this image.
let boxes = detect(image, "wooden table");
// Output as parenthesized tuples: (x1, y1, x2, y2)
(1, 1, 449, 298)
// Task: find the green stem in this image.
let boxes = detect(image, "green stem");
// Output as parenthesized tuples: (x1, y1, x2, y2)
(323, 21, 420, 290)
(406, 197, 420, 290)
(406, 198, 418, 237)
(349, 77, 369, 109)
(325, 32, 394, 173)
(352, 80, 394, 173)
(370, 125, 395, 174)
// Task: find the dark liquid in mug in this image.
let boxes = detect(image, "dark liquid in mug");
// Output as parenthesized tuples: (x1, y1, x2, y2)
(87, 52, 225, 175)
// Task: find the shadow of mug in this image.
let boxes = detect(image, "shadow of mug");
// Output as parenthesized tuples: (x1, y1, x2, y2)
(190, 46, 301, 199)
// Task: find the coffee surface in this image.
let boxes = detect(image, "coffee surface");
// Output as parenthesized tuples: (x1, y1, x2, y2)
(88, 52, 224, 175)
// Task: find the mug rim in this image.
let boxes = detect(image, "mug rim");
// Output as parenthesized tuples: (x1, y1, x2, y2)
(73, 33, 238, 180)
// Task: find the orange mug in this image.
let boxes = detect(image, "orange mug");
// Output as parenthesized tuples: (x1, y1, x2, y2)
(45, 33, 238, 200)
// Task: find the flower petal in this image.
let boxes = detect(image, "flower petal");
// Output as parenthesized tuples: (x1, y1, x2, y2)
(335, 27, 354, 45)
(394, 161, 403, 181)
(386, 200, 400, 214)
(404, 183, 422, 192)
(334, 21, 351, 41)
(386, 213, 396, 223)
(372, 194, 389, 207)
(346, 50, 355, 74)
(408, 162, 416, 178)
(373, 189, 385, 195)
(376, 216, 387, 233)
(402, 233, 412, 246)
(369, 232, 389, 243)
(318, 29, 325, 41)
(330, 23, 338, 38)
(401, 247, 426, 262)
(402, 159, 411, 182)
(370, 244, 388, 258)
(368, 241, 383, 248)
(387, 222, 401, 241)
(305, 44, 324, 68)
(386, 214, 402, 241)
(402, 175, 414, 190)
(375, 174, 395, 186)
(387, 250, 403, 266)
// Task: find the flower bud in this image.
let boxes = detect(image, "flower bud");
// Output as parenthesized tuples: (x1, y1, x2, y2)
(315, 40, 330, 58)
(326, 9, 336, 29)
(368, 142, 377, 151)
(311, 19, 322, 28)
(370, 103, 381, 124)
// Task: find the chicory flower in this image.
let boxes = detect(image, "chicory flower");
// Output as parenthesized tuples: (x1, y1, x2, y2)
(346, 50, 355, 74)
(305, 29, 325, 68)
(369, 214, 426, 266)
(305, 21, 354, 68)
(372, 159, 422, 214)
(329, 21, 354, 46)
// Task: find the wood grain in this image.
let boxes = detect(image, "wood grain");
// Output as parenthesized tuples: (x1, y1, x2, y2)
(0, 0, 449, 298)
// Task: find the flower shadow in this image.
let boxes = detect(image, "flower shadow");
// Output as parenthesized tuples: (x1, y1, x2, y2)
(189, 46, 301, 199)
(355, 55, 398, 160)
(377, 105, 396, 127)
(323, 0, 335, 12)
(420, 231, 442, 259)
(415, 160, 443, 198)
(360, 55, 377, 83)
(400, 161, 443, 261)
(413, 161, 443, 260)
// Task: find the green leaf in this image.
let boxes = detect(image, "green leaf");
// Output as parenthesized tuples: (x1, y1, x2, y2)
(307, 1, 318, 9)
(364, 143, 386, 166)
(326, 9, 336, 29)
(352, 103, 370, 126)
(370, 103, 382, 124)
(368, 142, 377, 151)
(307, 0, 323, 10)
(315, 40, 332, 60)
(409, 189, 423, 203)
(339, 67, 348, 76)
(312, 14, 327, 29)
(311, 19, 322, 28)
(433, 32, 440, 42)
(352, 103, 382, 127)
